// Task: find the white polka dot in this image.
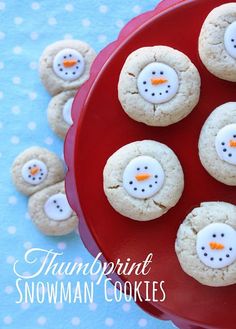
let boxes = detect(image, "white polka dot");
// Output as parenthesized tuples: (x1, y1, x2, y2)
(8, 196, 18, 205)
(71, 317, 80, 326)
(65, 3, 74, 12)
(14, 17, 23, 25)
(0, 61, 4, 69)
(81, 19, 91, 27)
(55, 302, 63, 310)
(90, 273, 99, 281)
(44, 137, 54, 145)
(57, 242, 67, 250)
(0, 152, 3, 158)
(116, 19, 125, 28)
(48, 17, 57, 26)
(4, 286, 13, 294)
(31, 2, 40, 10)
(27, 121, 37, 130)
(56, 273, 64, 281)
(99, 5, 108, 14)
(0, 121, 3, 128)
(0, 2, 5, 11)
(98, 34, 107, 43)
(88, 303, 97, 311)
(29, 61, 38, 70)
(122, 303, 131, 312)
(106, 287, 114, 296)
(64, 33, 73, 40)
(12, 76, 21, 85)
(10, 136, 20, 144)
(11, 105, 20, 114)
(74, 256, 83, 263)
(24, 241, 32, 249)
(28, 91, 37, 100)
(25, 212, 31, 220)
(30, 32, 39, 40)
(0, 31, 5, 40)
(3, 316, 12, 325)
(105, 318, 114, 327)
(21, 302, 30, 310)
(37, 316, 47, 325)
(13, 46, 22, 54)
(138, 318, 147, 327)
(7, 226, 16, 234)
(132, 5, 142, 14)
(6, 256, 15, 264)
(0, 91, 4, 99)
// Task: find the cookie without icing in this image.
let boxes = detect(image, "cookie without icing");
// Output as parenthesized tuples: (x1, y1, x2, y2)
(199, 3, 236, 82)
(47, 90, 77, 139)
(103, 140, 184, 221)
(118, 46, 200, 126)
(198, 102, 236, 186)
(28, 181, 78, 236)
(11, 147, 65, 196)
(175, 202, 236, 287)
(39, 40, 96, 95)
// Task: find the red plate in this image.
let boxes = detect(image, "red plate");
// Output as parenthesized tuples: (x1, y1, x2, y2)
(65, 0, 236, 328)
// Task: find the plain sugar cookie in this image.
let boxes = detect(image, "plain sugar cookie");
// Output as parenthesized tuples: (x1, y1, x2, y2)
(199, 3, 236, 81)
(118, 46, 200, 126)
(198, 102, 236, 186)
(103, 140, 184, 221)
(28, 181, 78, 236)
(11, 147, 65, 196)
(39, 40, 96, 95)
(47, 90, 77, 139)
(175, 202, 236, 287)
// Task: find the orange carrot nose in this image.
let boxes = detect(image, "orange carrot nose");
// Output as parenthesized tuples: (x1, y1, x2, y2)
(229, 140, 236, 147)
(63, 59, 77, 68)
(151, 77, 168, 85)
(30, 167, 39, 175)
(209, 242, 225, 250)
(135, 173, 151, 181)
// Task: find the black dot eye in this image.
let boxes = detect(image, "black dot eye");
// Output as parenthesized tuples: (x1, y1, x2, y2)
(210, 257, 214, 261)
(160, 71, 164, 75)
(219, 258, 222, 261)
(149, 185, 152, 188)
(28, 175, 31, 178)
(144, 166, 148, 169)
(221, 142, 225, 146)
(159, 92, 162, 95)
(69, 54, 72, 57)
(143, 81, 147, 85)
(232, 39, 235, 42)
(223, 149, 227, 152)
(28, 167, 31, 170)
(165, 90, 168, 93)
(129, 181, 133, 185)
(228, 153, 232, 157)
(137, 168, 140, 171)
(142, 189, 145, 192)
(77, 60, 80, 63)
(213, 234, 216, 238)
(64, 56, 66, 59)
(152, 93, 155, 96)
(60, 68, 63, 71)
(53, 200, 56, 203)
(155, 181, 158, 184)
(56, 205, 60, 209)
(134, 188, 137, 191)
(145, 89, 148, 92)
(168, 85, 171, 88)
(58, 64, 60, 67)
(152, 71, 156, 75)
(155, 175, 158, 178)
(233, 135, 236, 138)
(221, 233, 224, 237)
(201, 247, 205, 250)
(60, 209, 63, 212)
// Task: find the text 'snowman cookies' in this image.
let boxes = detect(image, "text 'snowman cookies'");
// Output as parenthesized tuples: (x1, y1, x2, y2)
(103, 140, 184, 221)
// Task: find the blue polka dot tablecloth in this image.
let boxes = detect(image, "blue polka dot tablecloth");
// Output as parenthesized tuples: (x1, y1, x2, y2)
(0, 1, 178, 329)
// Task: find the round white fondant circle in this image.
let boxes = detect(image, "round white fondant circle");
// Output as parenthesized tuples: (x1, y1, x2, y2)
(63, 97, 74, 125)
(224, 21, 236, 59)
(123, 156, 165, 199)
(44, 193, 73, 221)
(21, 159, 48, 185)
(215, 124, 236, 165)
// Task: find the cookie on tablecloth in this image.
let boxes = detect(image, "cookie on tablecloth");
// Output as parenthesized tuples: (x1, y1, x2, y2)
(47, 90, 76, 139)
(103, 140, 184, 221)
(199, 3, 236, 81)
(39, 40, 96, 95)
(175, 202, 236, 287)
(199, 102, 236, 186)
(28, 181, 77, 236)
(118, 46, 200, 126)
(11, 147, 65, 196)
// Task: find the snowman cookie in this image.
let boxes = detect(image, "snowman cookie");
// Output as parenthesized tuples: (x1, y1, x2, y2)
(199, 3, 236, 82)
(28, 181, 78, 236)
(118, 46, 200, 126)
(175, 202, 236, 287)
(199, 102, 236, 186)
(39, 40, 96, 95)
(11, 147, 65, 196)
(47, 90, 76, 139)
(103, 140, 184, 221)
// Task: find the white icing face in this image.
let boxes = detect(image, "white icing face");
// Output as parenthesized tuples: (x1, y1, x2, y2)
(44, 193, 73, 221)
(196, 223, 236, 269)
(137, 62, 179, 104)
(215, 124, 236, 165)
(123, 156, 165, 199)
(63, 97, 74, 126)
(53, 48, 85, 81)
(224, 21, 236, 59)
(22, 159, 48, 185)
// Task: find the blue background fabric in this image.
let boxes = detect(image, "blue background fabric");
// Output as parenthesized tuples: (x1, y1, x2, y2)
(0, 1, 178, 328)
